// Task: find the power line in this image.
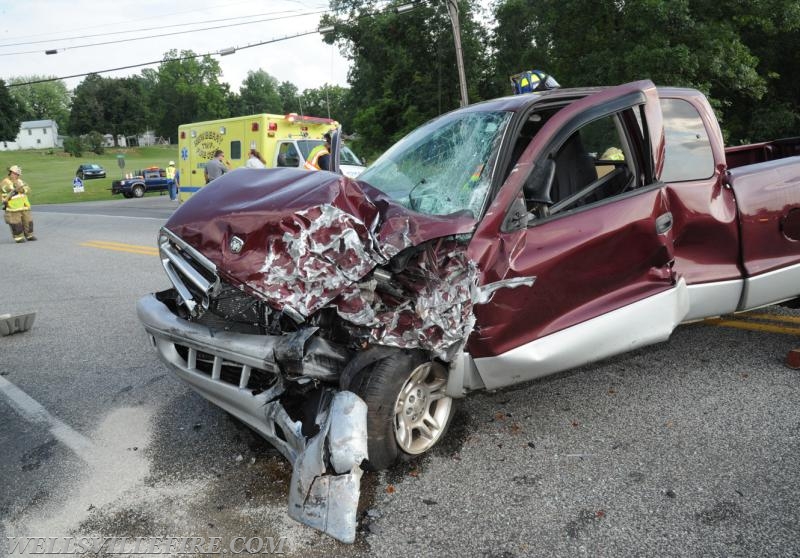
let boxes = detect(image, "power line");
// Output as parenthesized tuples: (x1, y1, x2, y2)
(6, 1, 420, 88)
(0, 10, 328, 57)
(0, 0, 327, 44)
(7, 29, 322, 87)
(0, 9, 310, 49)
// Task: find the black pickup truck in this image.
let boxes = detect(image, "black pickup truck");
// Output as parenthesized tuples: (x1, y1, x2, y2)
(111, 167, 173, 198)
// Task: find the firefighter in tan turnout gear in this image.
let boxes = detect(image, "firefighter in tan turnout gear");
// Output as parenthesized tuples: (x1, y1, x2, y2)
(1, 165, 36, 242)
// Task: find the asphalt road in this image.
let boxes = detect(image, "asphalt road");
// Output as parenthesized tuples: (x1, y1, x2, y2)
(1, 196, 799, 557)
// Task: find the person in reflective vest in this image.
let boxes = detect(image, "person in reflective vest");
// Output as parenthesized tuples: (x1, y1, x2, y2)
(304, 132, 332, 171)
(1, 165, 35, 242)
(5, 183, 34, 243)
(165, 161, 178, 200)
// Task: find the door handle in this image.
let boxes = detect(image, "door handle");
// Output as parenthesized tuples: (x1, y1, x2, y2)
(655, 212, 673, 235)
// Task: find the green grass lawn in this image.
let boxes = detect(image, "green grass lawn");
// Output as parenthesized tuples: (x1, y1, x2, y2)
(0, 146, 179, 204)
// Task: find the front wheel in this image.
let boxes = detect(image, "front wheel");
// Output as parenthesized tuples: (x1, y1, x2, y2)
(131, 185, 145, 198)
(355, 351, 455, 470)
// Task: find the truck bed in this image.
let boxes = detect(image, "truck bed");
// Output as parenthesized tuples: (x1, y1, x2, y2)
(725, 137, 800, 169)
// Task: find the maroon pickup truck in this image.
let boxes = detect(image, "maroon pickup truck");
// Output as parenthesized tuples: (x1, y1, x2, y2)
(137, 80, 800, 541)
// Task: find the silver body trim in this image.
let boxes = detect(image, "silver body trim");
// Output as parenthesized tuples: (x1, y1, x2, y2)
(472, 278, 690, 391)
(682, 279, 743, 321)
(739, 261, 800, 311)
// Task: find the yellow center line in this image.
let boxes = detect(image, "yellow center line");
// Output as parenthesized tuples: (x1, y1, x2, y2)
(704, 314, 800, 335)
(80, 240, 159, 256)
(739, 312, 800, 325)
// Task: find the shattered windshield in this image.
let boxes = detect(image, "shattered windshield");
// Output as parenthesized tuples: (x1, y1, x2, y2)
(357, 110, 512, 217)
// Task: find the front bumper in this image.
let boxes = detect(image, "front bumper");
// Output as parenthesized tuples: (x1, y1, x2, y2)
(136, 294, 367, 542)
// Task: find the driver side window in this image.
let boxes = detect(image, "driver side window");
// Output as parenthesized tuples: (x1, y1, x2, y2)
(525, 111, 638, 220)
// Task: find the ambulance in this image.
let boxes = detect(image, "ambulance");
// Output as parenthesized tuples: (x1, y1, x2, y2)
(176, 113, 366, 201)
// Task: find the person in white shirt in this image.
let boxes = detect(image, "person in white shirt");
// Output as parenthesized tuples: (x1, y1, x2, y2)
(245, 149, 266, 169)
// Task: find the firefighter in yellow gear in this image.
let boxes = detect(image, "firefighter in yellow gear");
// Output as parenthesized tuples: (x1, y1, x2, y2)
(5, 183, 34, 243)
(304, 132, 332, 171)
(596, 146, 626, 178)
(1, 165, 35, 242)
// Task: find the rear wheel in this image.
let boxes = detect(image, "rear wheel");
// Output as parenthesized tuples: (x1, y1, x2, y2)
(354, 350, 455, 470)
(131, 185, 145, 198)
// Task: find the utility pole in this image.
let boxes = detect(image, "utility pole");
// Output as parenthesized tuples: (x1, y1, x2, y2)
(445, 0, 469, 107)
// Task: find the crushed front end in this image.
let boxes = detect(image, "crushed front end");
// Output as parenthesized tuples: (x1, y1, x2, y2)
(136, 171, 480, 542)
(137, 227, 371, 542)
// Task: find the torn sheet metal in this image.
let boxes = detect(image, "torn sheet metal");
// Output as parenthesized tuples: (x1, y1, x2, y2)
(230, 203, 534, 361)
(288, 390, 368, 544)
(251, 204, 413, 319)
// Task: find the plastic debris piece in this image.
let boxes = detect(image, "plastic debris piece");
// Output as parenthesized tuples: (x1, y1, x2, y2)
(0, 312, 36, 336)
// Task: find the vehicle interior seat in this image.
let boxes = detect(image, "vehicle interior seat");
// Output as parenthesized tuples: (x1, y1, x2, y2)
(551, 132, 597, 205)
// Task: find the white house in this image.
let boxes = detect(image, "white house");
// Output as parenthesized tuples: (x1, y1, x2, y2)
(0, 120, 60, 151)
(103, 133, 128, 148)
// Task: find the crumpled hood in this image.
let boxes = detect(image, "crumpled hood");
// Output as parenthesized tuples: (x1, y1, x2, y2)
(165, 168, 476, 317)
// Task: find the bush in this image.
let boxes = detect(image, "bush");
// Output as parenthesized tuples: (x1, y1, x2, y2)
(63, 136, 83, 158)
(83, 131, 105, 155)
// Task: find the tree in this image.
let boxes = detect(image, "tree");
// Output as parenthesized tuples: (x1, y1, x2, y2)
(8, 77, 71, 134)
(488, 0, 800, 144)
(235, 70, 283, 115)
(325, 0, 487, 156)
(68, 74, 105, 136)
(278, 81, 300, 114)
(299, 85, 354, 130)
(0, 79, 21, 141)
(63, 136, 84, 157)
(150, 50, 231, 141)
(102, 77, 149, 146)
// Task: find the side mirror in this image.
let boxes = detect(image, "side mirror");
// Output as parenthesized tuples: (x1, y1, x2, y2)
(522, 158, 556, 205)
(502, 193, 529, 232)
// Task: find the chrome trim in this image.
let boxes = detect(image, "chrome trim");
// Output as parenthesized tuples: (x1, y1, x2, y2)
(161, 242, 214, 297)
(682, 278, 743, 322)
(162, 262, 197, 315)
(160, 227, 218, 275)
(739, 261, 800, 311)
(473, 278, 690, 391)
(158, 227, 221, 315)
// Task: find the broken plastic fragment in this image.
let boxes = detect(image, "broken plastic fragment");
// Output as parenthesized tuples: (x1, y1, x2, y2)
(0, 312, 35, 336)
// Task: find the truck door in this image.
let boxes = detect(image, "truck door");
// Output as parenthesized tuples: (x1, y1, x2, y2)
(468, 80, 689, 389)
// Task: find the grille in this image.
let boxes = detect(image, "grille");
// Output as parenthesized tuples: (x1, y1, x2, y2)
(159, 228, 220, 316)
(175, 345, 277, 395)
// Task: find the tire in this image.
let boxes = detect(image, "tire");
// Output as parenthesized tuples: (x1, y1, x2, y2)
(354, 350, 455, 470)
(122, 192, 133, 198)
(131, 184, 145, 198)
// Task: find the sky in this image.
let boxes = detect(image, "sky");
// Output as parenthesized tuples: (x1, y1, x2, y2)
(0, 0, 352, 93)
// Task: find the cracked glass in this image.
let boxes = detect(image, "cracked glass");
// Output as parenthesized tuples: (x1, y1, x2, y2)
(357, 110, 512, 218)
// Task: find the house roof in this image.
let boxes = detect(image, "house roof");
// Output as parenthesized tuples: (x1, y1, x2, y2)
(21, 120, 57, 129)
